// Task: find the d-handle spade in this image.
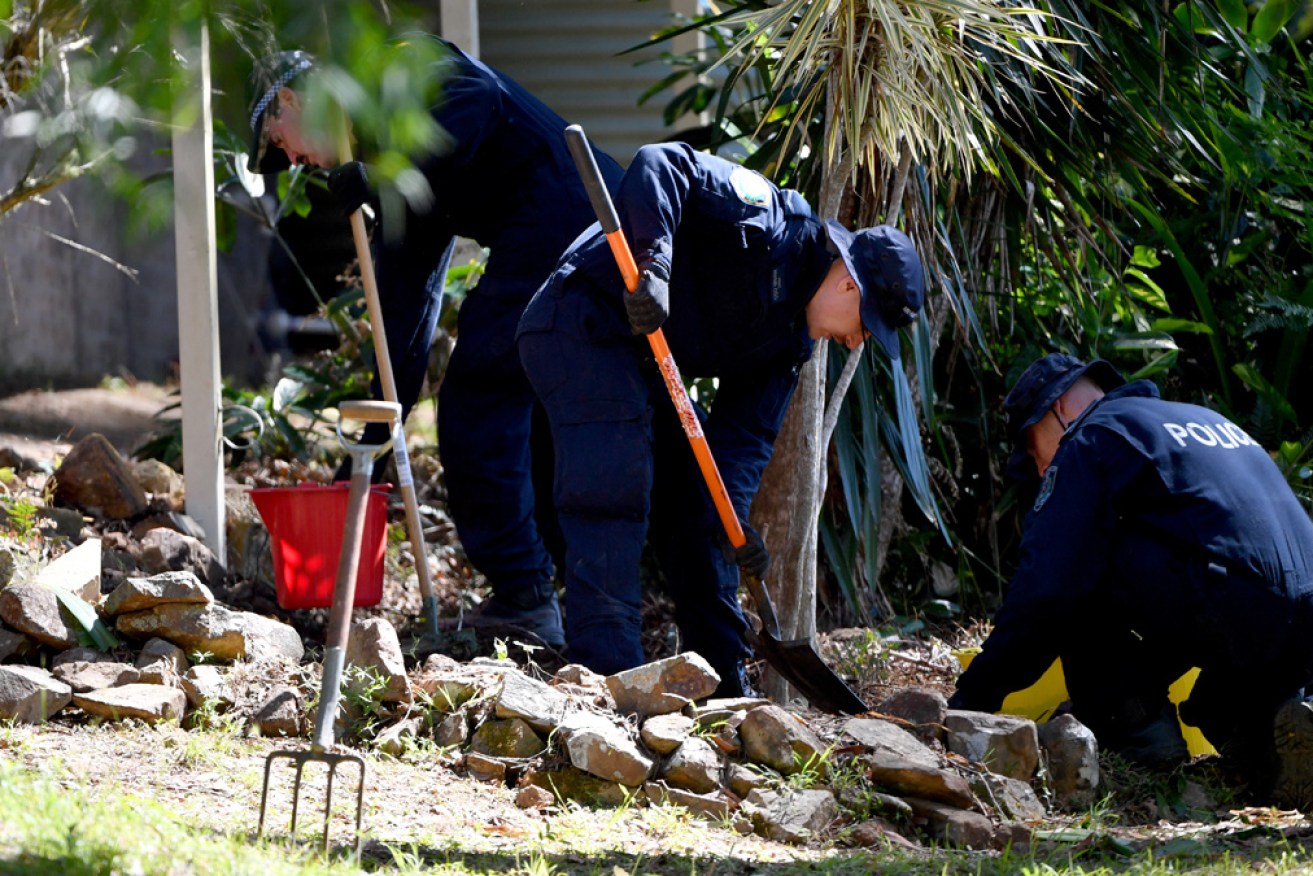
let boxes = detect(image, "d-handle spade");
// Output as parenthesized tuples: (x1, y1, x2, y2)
(563, 125, 866, 715)
(257, 399, 401, 856)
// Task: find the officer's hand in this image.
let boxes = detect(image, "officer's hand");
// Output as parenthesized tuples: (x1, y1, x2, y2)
(325, 161, 370, 214)
(734, 525, 771, 580)
(626, 269, 669, 335)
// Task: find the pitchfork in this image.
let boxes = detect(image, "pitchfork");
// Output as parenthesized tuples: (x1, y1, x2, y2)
(257, 399, 400, 856)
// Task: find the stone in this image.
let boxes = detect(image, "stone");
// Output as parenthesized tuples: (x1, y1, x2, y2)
(605, 653, 720, 718)
(876, 687, 948, 743)
(904, 797, 995, 850)
(946, 710, 1041, 780)
(51, 646, 109, 667)
(743, 788, 838, 845)
(38, 506, 88, 541)
(135, 637, 189, 686)
(0, 581, 80, 649)
(470, 718, 545, 759)
(992, 822, 1033, 852)
(661, 736, 724, 794)
(132, 459, 185, 506)
(345, 617, 412, 704)
(843, 717, 940, 769)
(374, 716, 424, 756)
(836, 784, 914, 821)
(223, 486, 274, 589)
(0, 544, 14, 588)
(971, 773, 1046, 822)
(553, 663, 607, 687)
(863, 757, 977, 809)
(515, 784, 556, 810)
(640, 713, 695, 754)
(74, 683, 187, 724)
(848, 817, 921, 851)
(494, 668, 568, 732)
(561, 712, 654, 787)
(135, 529, 226, 589)
(52, 433, 148, 520)
(103, 570, 213, 616)
(433, 712, 469, 748)
(739, 704, 827, 776)
(524, 766, 629, 807)
(727, 762, 767, 797)
(52, 660, 141, 692)
(115, 603, 303, 663)
(33, 538, 101, 604)
(251, 686, 303, 737)
(181, 665, 234, 710)
(0, 625, 34, 661)
(0, 665, 73, 722)
(644, 781, 734, 821)
(1037, 714, 1100, 810)
(464, 752, 509, 784)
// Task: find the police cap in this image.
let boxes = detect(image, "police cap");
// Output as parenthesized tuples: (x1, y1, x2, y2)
(1004, 353, 1125, 478)
(824, 222, 925, 360)
(246, 50, 316, 174)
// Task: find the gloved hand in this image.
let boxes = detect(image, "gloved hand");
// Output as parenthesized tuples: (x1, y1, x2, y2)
(325, 161, 370, 214)
(625, 268, 669, 335)
(734, 525, 771, 580)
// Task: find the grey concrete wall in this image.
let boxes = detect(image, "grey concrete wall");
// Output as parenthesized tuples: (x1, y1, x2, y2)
(0, 139, 275, 394)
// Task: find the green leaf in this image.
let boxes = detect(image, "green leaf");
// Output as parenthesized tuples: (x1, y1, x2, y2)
(0, 0, 11, 22)
(52, 588, 121, 651)
(1217, 0, 1248, 29)
(1251, 0, 1296, 44)
(1151, 318, 1215, 335)
(1233, 362, 1298, 424)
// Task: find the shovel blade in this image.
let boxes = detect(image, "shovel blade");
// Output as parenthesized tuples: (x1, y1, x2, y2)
(750, 630, 868, 715)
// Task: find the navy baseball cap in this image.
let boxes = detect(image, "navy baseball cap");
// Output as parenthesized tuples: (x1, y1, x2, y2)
(1004, 353, 1125, 477)
(824, 221, 925, 359)
(246, 50, 316, 174)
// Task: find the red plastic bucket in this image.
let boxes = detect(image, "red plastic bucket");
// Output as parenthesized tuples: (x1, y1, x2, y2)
(249, 483, 391, 610)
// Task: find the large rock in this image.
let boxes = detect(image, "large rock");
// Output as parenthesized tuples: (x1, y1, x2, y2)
(223, 486, 274, 590)
(739, 704, 827, 776)
(135, 637, 189, 686)
(135, 529, 226, 589)
(346, 617, 412, 703)
(52, 660, 141, 693)
(0, 581, 80, 649)
(946, 710, 1041, 780)
(251, 686, 304, 737)
(876, 687, 948, 744)
(661, 736, 724, 794)
(0, 625, 34, 661)
(970, 773, 1046, 822)
(115, 603, 303, 663)
(641, 713, 695, 755)
(605, 653, 720, 718)
(560, 711, 653, 787)
(524, 766, 629, 807)
(0, 665, 73, 722)
(181, 665, 234, 711)
(1038, 714, 1100, 810)
(743, 788, 838, 845)
(904, 797, 995, 850)
(863, 757, 977, 809)
(73, 683, 187, 724)
(644, 781, 735, 821)
(33, 538, 102, 604)
(494, 668, 568, 732)
(103, 571, 213, 616)
(52, 433, 148, 520)
(132, 459, 185, 507)
(470, 718, 545, 759)
(843, 717, 940, 769)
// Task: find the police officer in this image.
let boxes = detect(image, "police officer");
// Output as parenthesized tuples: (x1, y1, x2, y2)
(246, 43, 625, 648)
(951, 353, 1313, 807)
(517, 142, 925, 696)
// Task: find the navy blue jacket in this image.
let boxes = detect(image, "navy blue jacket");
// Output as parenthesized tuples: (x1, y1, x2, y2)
(525, 143, 833, 521)
(952, 380, 1313, 712)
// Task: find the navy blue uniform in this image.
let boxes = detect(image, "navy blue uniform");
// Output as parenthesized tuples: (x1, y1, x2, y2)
(361, 40, 624, 607)
(516, 143, 833, 680)
(952, 381, 1313, 756)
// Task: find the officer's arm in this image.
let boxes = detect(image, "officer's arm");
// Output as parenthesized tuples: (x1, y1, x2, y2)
(615, 142, 736, 279)
(702, 363, 800, 525)
(951, 427, 1144, 712)
(414, 58, 503, 182)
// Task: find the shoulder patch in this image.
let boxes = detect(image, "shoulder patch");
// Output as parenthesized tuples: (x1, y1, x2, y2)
(729, 166, 771, 208)
(1034, 465, 1058, 512)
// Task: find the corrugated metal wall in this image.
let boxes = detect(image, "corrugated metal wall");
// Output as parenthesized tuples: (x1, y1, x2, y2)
(477, 0, 688, 164)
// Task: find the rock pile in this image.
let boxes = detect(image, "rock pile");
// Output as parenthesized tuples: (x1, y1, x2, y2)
(0, 433, 1103, 851)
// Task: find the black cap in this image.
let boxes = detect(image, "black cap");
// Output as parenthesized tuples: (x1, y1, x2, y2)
(246, 50, 316, 174)
(1003, 353, 1125, 477)
(824, 222, 925, 359)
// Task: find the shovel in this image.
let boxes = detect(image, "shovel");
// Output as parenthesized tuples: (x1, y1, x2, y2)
(563, 125, 867, 715)
(257, 399, 400, 855)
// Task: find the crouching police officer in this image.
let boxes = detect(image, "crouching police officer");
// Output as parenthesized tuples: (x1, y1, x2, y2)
(246, 43, 625, 647)
(517, 142, 925, 696)
(951, 353, 1313, 808)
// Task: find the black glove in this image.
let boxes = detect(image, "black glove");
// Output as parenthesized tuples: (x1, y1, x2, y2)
(625, 268, 670, 335)
(325, 161, 370, 214)
(734, 525, 771, 580)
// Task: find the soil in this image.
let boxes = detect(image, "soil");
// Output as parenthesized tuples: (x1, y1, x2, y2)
(3, 383, 1313, 873)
